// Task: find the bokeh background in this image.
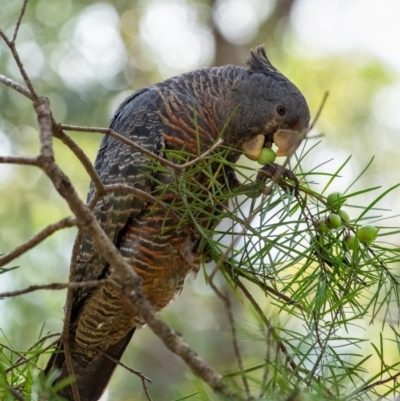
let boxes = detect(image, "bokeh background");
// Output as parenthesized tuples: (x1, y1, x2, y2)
(1, 0, 400, 400)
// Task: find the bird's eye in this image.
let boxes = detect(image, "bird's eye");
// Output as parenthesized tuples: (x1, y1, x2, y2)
(276, 105, 286, 116)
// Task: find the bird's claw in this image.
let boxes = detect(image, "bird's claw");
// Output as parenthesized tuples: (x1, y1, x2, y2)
(255, 163, 298, 191)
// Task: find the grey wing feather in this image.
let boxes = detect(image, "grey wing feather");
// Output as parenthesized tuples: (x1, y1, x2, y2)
(72, 87, 164, 314)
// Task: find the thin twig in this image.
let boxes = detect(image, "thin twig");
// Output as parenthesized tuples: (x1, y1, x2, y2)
(62, 230, 83, 401)
(309, 92, 329, 131)
(0, 155, 38, 165)
(235, 280, 297, 374)
(12, 0, 29, 43)
(0, 279, 114, 299)
(53, 126, 104, 192)
(179, 138, 223, 169)
(102, 183, 180, 219)
(238, 279, 334, 396)
(354, 370, 400, 395)
(0, 74, 33, 100)
(259, 325, 272, 398)
(63, 337, 81, 401)
(59, 124, 188, 170)
(0, 342, 40, 371)
(5, 337, 61, 374)
(59, 124, 223, 172)
(8, 331, 61, 372)
(0, 28, 37, 99)
(0, 217, 76, 267)
(226, 296, 251, 399)
(7, 387, 27, 401)
(101, 351, 154, 401)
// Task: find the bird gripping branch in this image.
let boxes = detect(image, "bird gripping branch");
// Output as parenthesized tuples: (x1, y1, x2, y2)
(46, 45, 310, 401)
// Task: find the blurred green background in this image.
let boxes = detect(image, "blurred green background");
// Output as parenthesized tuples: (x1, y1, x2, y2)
(1, 0, 400, 400)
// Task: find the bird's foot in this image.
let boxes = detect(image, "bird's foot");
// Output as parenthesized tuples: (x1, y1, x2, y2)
(256, 163, 297, 185)
(229, 164, 298, 198)
(254, 163, 298, 196)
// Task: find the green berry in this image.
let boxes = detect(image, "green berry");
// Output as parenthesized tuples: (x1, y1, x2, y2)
(344, 234, 358, 251)
(316, 219, 330, 234)
(326, 213, 342, 229)
(327, 191, 346, 211)
(257, 148, 276, 165)
(338, 209, 350, 223)
(357, 224, 378, 245)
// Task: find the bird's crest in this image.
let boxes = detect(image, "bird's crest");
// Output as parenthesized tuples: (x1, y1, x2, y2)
(246, 45, 280, 75)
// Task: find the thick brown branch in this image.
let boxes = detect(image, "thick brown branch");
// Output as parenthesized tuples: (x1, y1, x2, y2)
(32, 99, 239, 399)
(0, 217, 76, 267)
(35, 97, 54, 158)
(121, 284, 240, 398)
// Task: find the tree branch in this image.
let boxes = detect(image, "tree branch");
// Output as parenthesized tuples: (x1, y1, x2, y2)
(0, 279, 114, 299)
(0, 217, 76, 267)
(31, 98, 241, 399)
(11, 0, 29, 43)
(0, 74, 33, 100)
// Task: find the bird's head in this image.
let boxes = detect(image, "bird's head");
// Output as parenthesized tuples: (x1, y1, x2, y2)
(225, 45, 310, 159)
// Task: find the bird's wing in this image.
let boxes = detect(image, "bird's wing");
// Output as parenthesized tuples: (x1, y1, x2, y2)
(71, 87, 165, 316)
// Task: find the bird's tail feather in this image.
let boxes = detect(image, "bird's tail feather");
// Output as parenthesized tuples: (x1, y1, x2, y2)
(45, 328, 136, 401)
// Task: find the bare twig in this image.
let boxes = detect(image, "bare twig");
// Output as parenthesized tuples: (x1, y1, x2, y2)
(0, 279, 114, 299)
(0, 217, 76, 267)
(7, 387, 27, 401)
(102, 183, 180, 218)
(5, 336, 61, 374)
(12, 0, 29, 43)
(179, 138, 223, 169)
(0, 28, 37, 99)
(101, 351, 153, 401)
(237, 279, 334, 396)
(62, 230, 83, 401)
(63, 336, 81, 401)
(236, 280, 298, 373)
(353, 370, 400, 395)
(59, 124, 191, 170)
(52, 126, 104, 192)
(0, 74, 33, 100)
(226, 295, 251, 399)
(0, 155, 38, 166)
(59, 123, 223, 172)
(0, 341, 40, 371)
(309, 91, 329, 131)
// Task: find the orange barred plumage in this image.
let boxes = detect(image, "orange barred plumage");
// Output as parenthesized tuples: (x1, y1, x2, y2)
(45, 45, 310, 401)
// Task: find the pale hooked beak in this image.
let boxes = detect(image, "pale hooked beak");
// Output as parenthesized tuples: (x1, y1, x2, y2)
(273, 129, 306, 157)
(241, 129, 306, 160)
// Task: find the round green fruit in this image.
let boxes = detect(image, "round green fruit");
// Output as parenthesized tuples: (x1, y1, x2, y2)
(326, 213, 342, 229)
(338, 209, 350, 223)
(356, 224, 378, 245)
(257, 148, 276, 165)
(344, 234, 358, 251)
(327, 191, 346, 211)
(316, 219, 330, 234)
